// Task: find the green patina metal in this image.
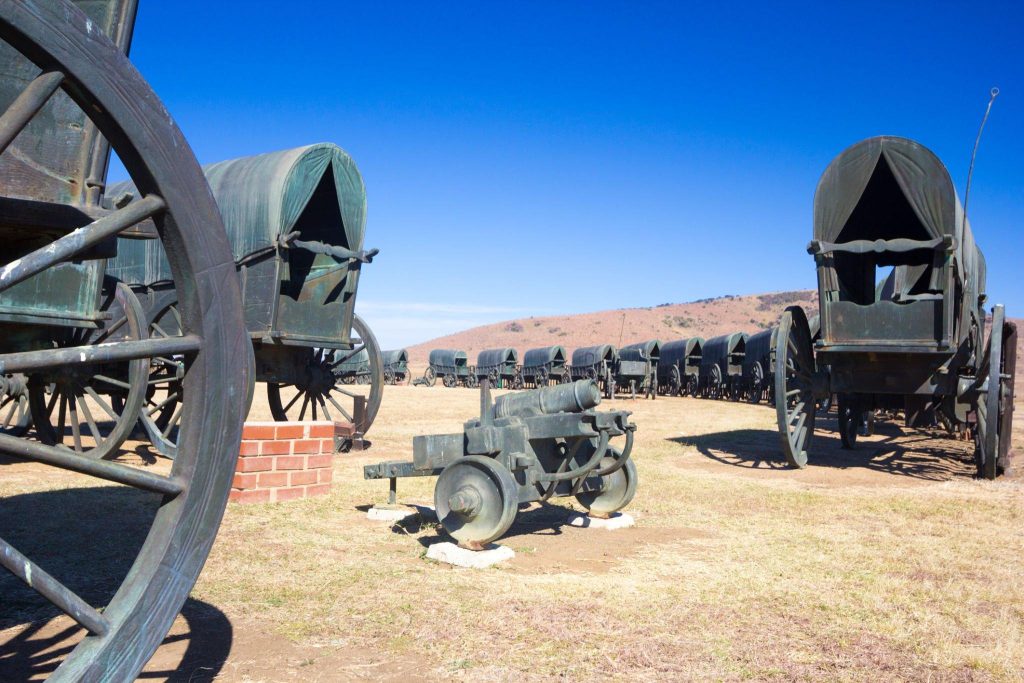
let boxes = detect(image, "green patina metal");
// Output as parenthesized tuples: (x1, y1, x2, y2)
(657, 337, 703, 396)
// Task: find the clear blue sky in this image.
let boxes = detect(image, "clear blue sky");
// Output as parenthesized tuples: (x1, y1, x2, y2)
(122, 1, 1022, 349)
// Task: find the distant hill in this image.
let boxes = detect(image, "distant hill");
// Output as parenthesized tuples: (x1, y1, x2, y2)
(406, 290, 819, 365)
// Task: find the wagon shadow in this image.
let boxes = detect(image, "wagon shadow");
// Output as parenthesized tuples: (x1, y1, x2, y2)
(678, 419, 976, 481)
(412, 504, 582, 548)
(0, 486, 233, 680)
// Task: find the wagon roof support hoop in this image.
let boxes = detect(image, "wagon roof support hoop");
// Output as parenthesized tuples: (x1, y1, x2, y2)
(0, 536, 110, 636)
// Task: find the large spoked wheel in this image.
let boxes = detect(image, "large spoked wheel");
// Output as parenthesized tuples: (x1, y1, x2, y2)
(775, 306, 817, 468)
(442, 373, 457, 388)
(434, 455, 519, 549)
(267, 314, 383, 435)
(0, 4, 249, 681)
(28, 282, 148, 460)
(132, 290, 186, 459)
(574, 449, 638, 517)
(977, 305, 1016, 479)
(423, 366, 436, 387)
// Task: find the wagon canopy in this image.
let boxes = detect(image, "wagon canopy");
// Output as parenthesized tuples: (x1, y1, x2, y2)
(742, 328, 776, 371)
(382, 349, 409, 366)
(523, 346, 566, 369)
(572, 345, 618, 367)
(812, 136, 983, 304)
(620, 340, 661, 362)
(701, 333, 747, 366)
(107, 143, 366, 283)
(429, 349, 467, 367)
(660, 338, 703, 368)
(477, 348, 518, 368)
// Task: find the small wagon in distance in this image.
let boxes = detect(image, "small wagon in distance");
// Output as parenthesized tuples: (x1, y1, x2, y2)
(420, 348, 476, 388)
(741, 326, 778, 403)
(382, 349, 411, 385)
(658, 337, 703, 396)
(570, 344, 618, 399)
(475, 347, 522, 389)
(699, 333, 748, 399)
(617, 339, 661, 399)
(522, 345, 571, 387)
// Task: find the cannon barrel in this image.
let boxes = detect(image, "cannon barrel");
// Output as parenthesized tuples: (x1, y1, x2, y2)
(493, 379, 600, 419)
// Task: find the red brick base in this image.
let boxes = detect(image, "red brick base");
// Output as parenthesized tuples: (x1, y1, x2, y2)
(230, 421, 335, 503)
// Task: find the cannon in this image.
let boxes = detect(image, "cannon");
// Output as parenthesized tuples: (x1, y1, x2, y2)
(364, 379, 638, 548)
(475, 347, 522, 389)
(382, 348, 411, 385)
(775, 136, 1016, 478)
(699, 333, 748, 399)
(0, 1, 249, 678)
(617, 340, 660, 399)
(419, 348, 476, 388)
(108, 142, 383, 456)
(657, 337, 703, 396)
(570, 344, 618, 399)
(521, 345, 571, 387)
(740, 327, 778, 403)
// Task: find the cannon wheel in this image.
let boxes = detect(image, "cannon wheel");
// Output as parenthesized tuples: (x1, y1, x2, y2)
(0, 3, 249, 680)
(267, 314, 383, 435)
(29, 282, 148, 460)
(423, 366, 437, 387)
(977, 305, 1016, 479)
(574, 448, 637, 517)
(434, 455, 518, 549)
(775, 306, 816, 468)
(0, 373, 30, 436)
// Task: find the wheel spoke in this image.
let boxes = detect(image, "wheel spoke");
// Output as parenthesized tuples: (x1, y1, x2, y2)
(146, 390, 180, 417)
(56, 390, 68, 441)
(298, 395, 310, 421)
(328, 344, 364, 368)
(282, 387, 303, 414)
(67, 395, 83, 452)
(0, 70, 64, 155)
(0, 432, 183, 495)
(0, 334, 201, 374)
(0, 195, 166, 294)
(92, 374, 132, 390)
(77, 394, 103, 444)
(84, 385, 120, 421)
(326, 393, 353, 423)
(161, 404, 183, 439)
(0, 536, 110, 636)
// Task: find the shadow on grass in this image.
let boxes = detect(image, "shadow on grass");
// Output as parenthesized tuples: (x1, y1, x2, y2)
(0, 486, 232, 680)
(676, 416, 976, 481)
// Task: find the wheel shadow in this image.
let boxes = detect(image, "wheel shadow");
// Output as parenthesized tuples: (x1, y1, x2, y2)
(678, 416, 976, 481)
(410, 503, 582, 548)
(0, 486, 233, 680)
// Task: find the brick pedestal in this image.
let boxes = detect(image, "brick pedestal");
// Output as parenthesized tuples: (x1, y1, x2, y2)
(230, 421, 335, 504)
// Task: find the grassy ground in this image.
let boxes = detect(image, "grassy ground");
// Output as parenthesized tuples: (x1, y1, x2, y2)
(2, 385, 1023, 681)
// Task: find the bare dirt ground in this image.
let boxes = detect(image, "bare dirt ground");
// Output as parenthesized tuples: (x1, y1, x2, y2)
(1, 385, 1022, 681)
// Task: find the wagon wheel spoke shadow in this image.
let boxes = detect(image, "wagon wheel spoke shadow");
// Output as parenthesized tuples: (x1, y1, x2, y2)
(676, 417, 977, 481)
(0, 487, 233, 680)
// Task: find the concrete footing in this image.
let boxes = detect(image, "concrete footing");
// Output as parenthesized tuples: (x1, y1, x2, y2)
(425, 542, 515, 568)
(568, 512, 635, 530)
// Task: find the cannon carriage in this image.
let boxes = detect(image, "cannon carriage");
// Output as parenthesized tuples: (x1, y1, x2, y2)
(475, 347, 522, 389)
(0, 1, 250, 677)
(699, 333, 747, 399)
(382, 348, 411, 385)
(657, 337, 703, 396)
(521, 345, 571, 387)
(775, 136, 1016, 478)
(365, 379, 638, 548)
(741, 327, 778, 403)
(570, 344, 618, 398)
(108, 142, 383, 455)
(420, 348, 476, 388)
(617, 339, 660, 399)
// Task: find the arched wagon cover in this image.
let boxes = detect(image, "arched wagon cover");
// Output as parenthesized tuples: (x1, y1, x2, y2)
(523, 345, 567, 371)
(382, 349, 409, 367)
(660, 337, 703, 372)
(571, 344, 618, 368)
(742, 327, 777, 375)
(429, 349, 468, 368)
(476, 347, 518, 369)
(812, 136, 984, 346)
(619, 339, 662, 363)
(108, 142, 366, 283)
(700, 333, 747, 373)
(334, 347, 370, 374)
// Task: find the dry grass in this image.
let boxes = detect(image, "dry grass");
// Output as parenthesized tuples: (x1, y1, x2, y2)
(2, 386, 1023, 681)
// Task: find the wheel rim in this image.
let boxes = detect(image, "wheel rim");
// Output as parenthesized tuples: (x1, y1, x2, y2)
(266, 315, 384, 435)
(0, 4, 249, 679)
(574, 451, 637, 516)
(977, 305, 1011, 479)
(434, 455, 518, 547)
(775, 306, 816, 468)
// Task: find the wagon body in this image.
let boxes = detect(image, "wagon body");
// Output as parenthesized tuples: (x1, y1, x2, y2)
(570, 344, 618, 397)
(522, 345, 569, 386)
(382, 348, 410, 383)
(617, 339, 661, 398)
(741, 327, 777, 401)
(699, 332, 747, 398)
(428, 348, 473, 386)
(657, 337, 703, 394)
(475, 347, 519, 387)
(334, 347, 371, 383)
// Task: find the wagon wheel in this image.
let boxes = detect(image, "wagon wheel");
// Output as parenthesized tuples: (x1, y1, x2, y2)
(746, 363, 764, 403)
(574, 448, 638, 517)
(560, 371, 572, 385)
(685, 372, 699, 397)
(0, 3, 249, 680)
(28, 282, 148, 460)
(340, 372, 357, 385)
(424, 366, 437, 387)
(0, 373, 31, 436)
(537, 368, 549, 388)
(434, 455, 519, 549)
(775, 306, 816, 468)
(838, 394, 861, 450)
(267, 314, 383, 435)
(383, 367, 396, 385)
(709, 365, 723, 399)
(976, 305, 1016, 479)
(511, 371, 524, 390)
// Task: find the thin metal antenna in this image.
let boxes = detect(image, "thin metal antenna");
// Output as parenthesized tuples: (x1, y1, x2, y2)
(618, 312, 626, 346)
(963, 87, 999, 218)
